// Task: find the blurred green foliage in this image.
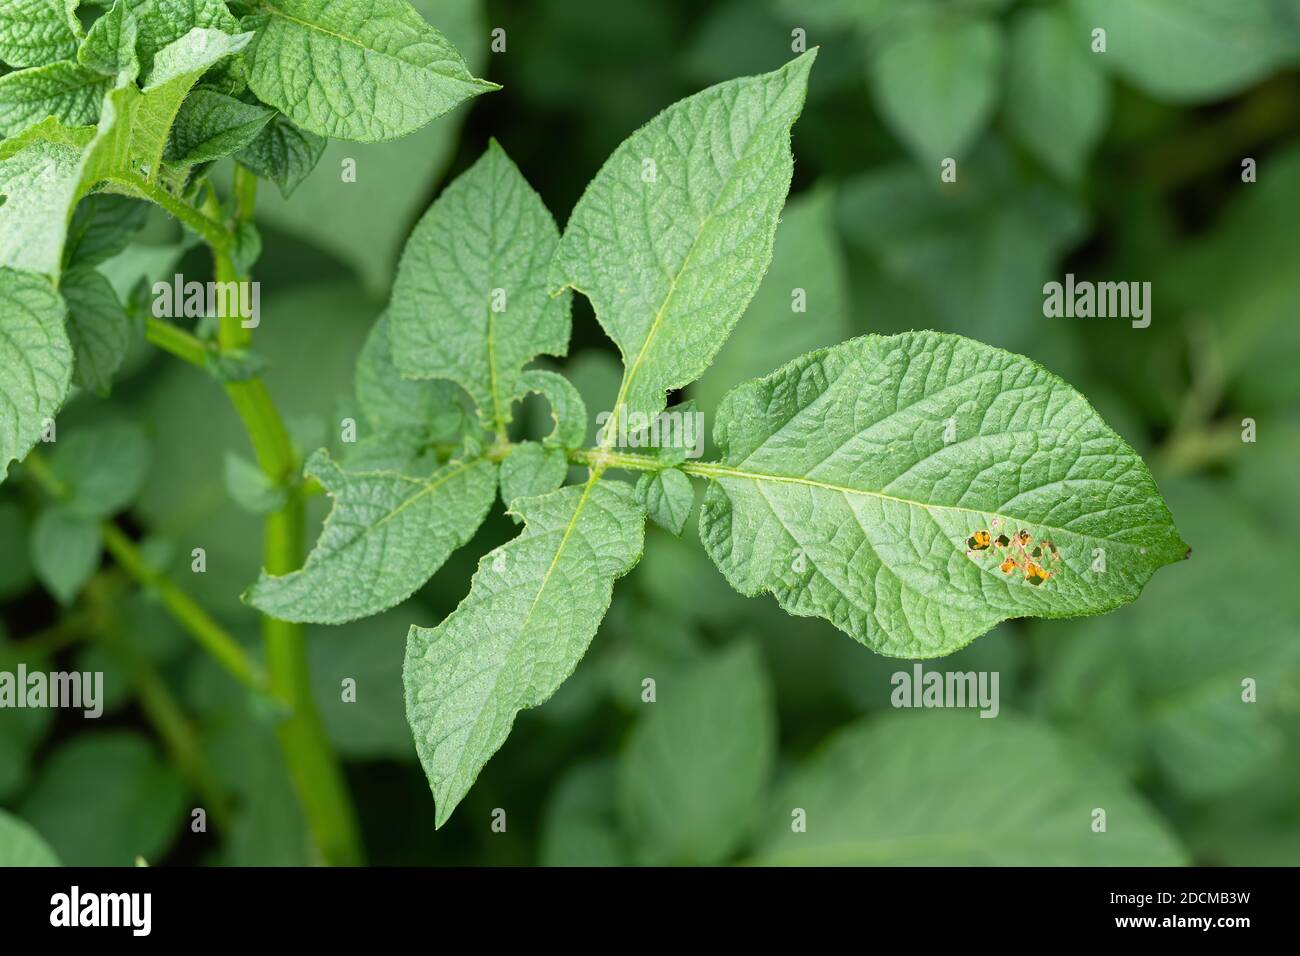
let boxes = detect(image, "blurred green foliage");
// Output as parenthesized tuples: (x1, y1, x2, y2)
(1, 0, 1298, 866)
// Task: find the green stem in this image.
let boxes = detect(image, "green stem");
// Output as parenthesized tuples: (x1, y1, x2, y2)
(103, 174, 231, 252)
(100, 522, 270, 699)
(203, 184, 363, 866)
(145, 315, 209, 367)
(88, 577, 235, 830)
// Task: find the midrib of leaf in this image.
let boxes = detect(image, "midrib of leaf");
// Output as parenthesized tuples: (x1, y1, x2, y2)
(451, 468, 604, 787)
(353, 457, 482, 535)
(687, 461, 1155, 550)
(485, 203, 505, 440)
(600, 111, 779, 447)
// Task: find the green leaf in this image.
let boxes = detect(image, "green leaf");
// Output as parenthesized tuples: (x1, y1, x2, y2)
(0, 809, 59, 866)
(0, 638, 53, 797)
(63, 193, 149, 267)
(516, 368, 587, 450)
(0, 59, 108, 137)
(540, 760, 627, 867)
(698, 331, 1187, 657)
(499, 440, 566, 508)
(232, 110, 324, 198)
(244, 0, 497, 142)
(551, 52, 816, 432)
(693, 187, 849, 418)
(223, 450, 288, 515)
(390, 140, 570, 434)
(77, 0, 138, 78)
(114, 0, 240, 76)
(1070, 0, 1298, 103)
(164, 88, 274, 165)
(1004, 7, 1109, 183)
(61, 264, 134, 394)
(0, 268, 70, 480)
(619, 643, 774, 864)
(867, 16, 1002, 167)
(405, 478, 645, 827)
(0, 0, 80, 68)
(30, 506, 101, 603)
(250, 0, 486, 292)
(244, 449, 497, 624)
(0, 129, 86, 275)
(354, 312, 463, 439)
(48, 419, 150, 517)
(20, 732, 186, 866)
(634, 466, 693, 536)
(82, 27, 253, 189)
(753, 713, 1186, 865)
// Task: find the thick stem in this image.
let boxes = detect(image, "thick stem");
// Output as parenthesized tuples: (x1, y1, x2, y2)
(206, 179, 364, 866)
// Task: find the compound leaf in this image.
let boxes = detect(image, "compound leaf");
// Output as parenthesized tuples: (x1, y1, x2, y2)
(405, 478, 645, 827)
(699, 331, 1187, 657)
(245, 0, 497, 142)
(390, 140, 569, 434)
(0, 268, 70, 481)
(551, 51, 815, 432)
(245, 449, 497, 624)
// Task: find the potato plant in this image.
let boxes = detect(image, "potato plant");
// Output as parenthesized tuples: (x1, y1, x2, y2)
(2, 0, 1288, 870)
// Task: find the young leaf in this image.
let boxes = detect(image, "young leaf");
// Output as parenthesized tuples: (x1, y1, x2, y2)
(499, 440, 566, 508)
(619, 643, 774, 865)
(112, 0, 240, 76)
(634, 467, 693, 536)
(698, 331, 1188, 658)
(164, 88, 274, 166)
(47, 419, 150, 518)
(867, 16, 1002, 167)
(77, 0, 138, 77)
(0, 130, 87, 275)
(244, 449, 497, 624)
(31, 506, 102, 604)
(405, 478, 645, 827)
(61, 265, 134, 395)
(754, 713, 1186, 865)
(63, 193, 149, 267)
(233, 111, 325, 198)
(0, 0, 80, 69)
(223, 451, 288, 516)
(1004, 7, 1109, 183)
(0, 809, 59, 866)
(0, 60, 109, 136)
(244, 0, 497, 142)
(389, 140, 570, 435)
(516, 368, 587, 450)
(0, 268, 71, 481)
(551, 51, 815, 433)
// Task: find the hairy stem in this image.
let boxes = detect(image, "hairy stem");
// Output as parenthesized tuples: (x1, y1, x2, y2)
(205, 170, 364, 866)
